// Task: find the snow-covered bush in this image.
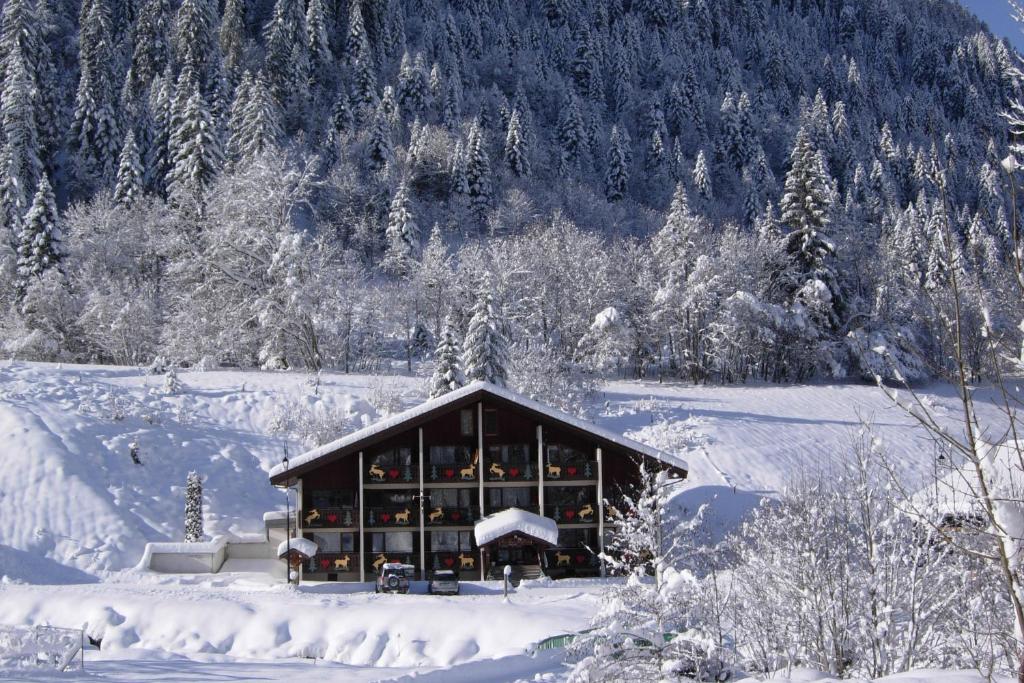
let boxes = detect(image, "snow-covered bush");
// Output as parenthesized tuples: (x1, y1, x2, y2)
(268, 399, 351, 449)
(184, 472, 203, 543)
(508, 340, 594, 418)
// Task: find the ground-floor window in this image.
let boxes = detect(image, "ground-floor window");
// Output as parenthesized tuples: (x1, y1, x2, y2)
(429, 530, 474, 552)
(371, 531, 414, 553)
(429, 488, 474, 508)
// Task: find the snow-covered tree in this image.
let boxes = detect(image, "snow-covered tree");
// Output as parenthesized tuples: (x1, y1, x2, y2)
(382, 178, 419, 275)
(184, 470, 203, 542)
(504, 109, 530, 178)
(15, 173, 60, 298)
(693, 149, 712, 201)
(463, 288, 509, 386)
(428, 318, 464, 398)
(465, 118, 492, 224)
(605, 124, 629, 202)
(113, 130, 144, 206)
(167, 85, 223, 200)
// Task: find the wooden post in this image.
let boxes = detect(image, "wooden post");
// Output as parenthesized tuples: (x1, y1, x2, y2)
(478, 401, 485, 581)
(537, 424, 544, 516)
(597, 447, 605, 578)
(358, 450, 365, 583)
(418, 427, 425, 580)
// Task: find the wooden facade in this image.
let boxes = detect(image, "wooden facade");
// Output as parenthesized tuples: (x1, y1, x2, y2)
(268, 383, 686, 582)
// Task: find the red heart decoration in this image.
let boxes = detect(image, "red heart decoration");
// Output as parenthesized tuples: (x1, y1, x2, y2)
(567, 467, 577, 476)
(381, 513, 391, 523)
(564, 509, 576, 520)
(320, 559, 330, 569)
(450, 511, 461, 521)
(444, 468, 454, 478)
(575, 554, 586, 564)
(509, 467, 519, 478)
(389, 468, 400, 479)
(327, 513, 338, 524)
(443, 557, 454, 567)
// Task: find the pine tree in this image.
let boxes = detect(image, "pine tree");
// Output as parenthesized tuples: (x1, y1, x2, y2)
(463, 289, 509, 386)
(219, 0, 245, 78)
(382, 178, 419, 275)
(0, 46, 41, 214)
(465, 118, 492, 224)
(504, 109, 530, 178)
(228, 72, 283, 162)
(132, 0, 172, 87)
(397, 51, 427, 117)
(71, 0, 120, 184)
(167, 85, 223, 200)
(15, 173, 60, 298)
(646, 129, 666, 179)
(605, 124, 629, 202)
(429, 318, 465, 398)
(345, 0, 367, 65)
(306, 0, 332, 86)
(366, 105, 392, 171)
(184, 471, 203, 542)
(264, 0, 309, 115)
(693, 149, 712, 201)
(174, 0, 218, 87)
(113, 129, 144, 206)
(557, 93, 589, 176)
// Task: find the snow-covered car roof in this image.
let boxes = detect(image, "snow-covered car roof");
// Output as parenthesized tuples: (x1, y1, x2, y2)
(270, 381, 687, 483)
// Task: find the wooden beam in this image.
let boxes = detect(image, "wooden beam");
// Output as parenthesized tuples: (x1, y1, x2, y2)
(478, 401, 485, 581)
(418, 427, 425, 580)
(358, 450, 365, 583)
(597, 446, 605, 578)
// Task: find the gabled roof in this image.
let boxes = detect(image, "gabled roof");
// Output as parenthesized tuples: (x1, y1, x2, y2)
(474, 508, 559, 547)
(269, 381, 687, 483)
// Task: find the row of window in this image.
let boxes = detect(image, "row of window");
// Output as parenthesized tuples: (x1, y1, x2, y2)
(366, 442, 593, 469)
(310, 528, 596, 556)
(310, 486, 593, 511)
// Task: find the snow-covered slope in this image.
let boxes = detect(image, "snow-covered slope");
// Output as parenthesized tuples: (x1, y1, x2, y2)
(0, 361, 1011, 577)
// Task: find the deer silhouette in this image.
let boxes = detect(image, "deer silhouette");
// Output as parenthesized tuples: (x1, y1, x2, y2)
(393, 508, 411, 525)
(555, 552, 571, 566)
(333, 556, 351, 571)
(368, 463, 386, 481)
(460, 451, 479, 480)
(304, 508, 320, 525)
(371, 553, 388, 572)
(428, 506, 444, 523)
(578, 503, 595, 521)
(546, 462, 561, 478)
(489, 462, 505, 480)
(457, 553, 475, 569)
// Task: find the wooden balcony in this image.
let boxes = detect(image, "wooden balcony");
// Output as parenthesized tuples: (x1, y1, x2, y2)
(301, 507, 357, 529)
(423, 505, 480, 526)
(307, 552, 361, 575)
(365, 506, 417, 528)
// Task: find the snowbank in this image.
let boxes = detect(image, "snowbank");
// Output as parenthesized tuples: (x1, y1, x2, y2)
(474, 508, 559, 547)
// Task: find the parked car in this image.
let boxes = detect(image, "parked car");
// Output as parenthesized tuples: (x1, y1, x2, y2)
(428, 569, 460, 595)
(375, 563, 413, 594)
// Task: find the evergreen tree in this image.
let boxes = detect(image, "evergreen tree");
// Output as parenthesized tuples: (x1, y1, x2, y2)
(15, 173, 60, 298)
(306, 0, 332, 86)
(693, 149, 712, 201)
(71, 0, 120, 184)
(382, 178, 419, 275)
(113, 129, 144, 206)
(0, 46, 41, 210)
(465, 118, 492, 224)
(557, 93, 589, 176)
(167, 85, 223, 200)
(605, 124, 629, 203)
(184, 471, 203, 542)
(463, 289, 509, 386)
(174, 0, 219, 87)
(219, 0, 246, 78)
(263, 0, 308, 116)
(429, 318, 465, 398)
(646, 129, 666, 179)
(504, 109, 530, 178)
(366, 105, 392, 171)
(779, 126, 842, 329)
(132, 0, 172, 88)
(397, 51, 427, 117)
(228, 72, 283, 161)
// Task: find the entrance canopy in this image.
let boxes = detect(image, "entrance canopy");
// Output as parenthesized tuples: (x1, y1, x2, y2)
(474, 508, 559, 547)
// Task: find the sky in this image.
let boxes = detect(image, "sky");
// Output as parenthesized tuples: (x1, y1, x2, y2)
(959, 0, 1024, 54)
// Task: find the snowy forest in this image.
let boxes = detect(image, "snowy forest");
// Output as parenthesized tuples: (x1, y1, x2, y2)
(0, 0, 1022, 392)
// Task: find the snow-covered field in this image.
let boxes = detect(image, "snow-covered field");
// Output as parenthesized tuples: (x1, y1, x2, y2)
(0, 361, 1015, 681)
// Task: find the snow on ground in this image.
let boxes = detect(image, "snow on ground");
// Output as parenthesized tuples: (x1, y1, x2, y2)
(0, 361, 1018, 679)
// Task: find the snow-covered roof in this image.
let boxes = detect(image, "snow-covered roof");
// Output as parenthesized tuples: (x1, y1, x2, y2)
(474, 508, 559, 547)
(277, 537, 318, 559)
(270, 381, 687, 481)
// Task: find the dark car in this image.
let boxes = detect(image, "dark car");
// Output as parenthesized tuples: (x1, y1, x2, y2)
(375, 563, 412, 594)
(428, 569, 460, 595)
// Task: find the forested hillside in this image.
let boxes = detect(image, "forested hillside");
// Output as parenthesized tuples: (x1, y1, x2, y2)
(0, 0, 1021, 391)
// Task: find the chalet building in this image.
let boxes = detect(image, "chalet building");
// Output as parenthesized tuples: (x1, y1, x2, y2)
(267, 382, 687, 583)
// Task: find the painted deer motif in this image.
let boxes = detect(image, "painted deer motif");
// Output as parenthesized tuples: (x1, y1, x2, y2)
(489, 462, 505, 480)
(393, 508, 411, 525)
(460, 451, 479, 480)
(368, 463, 386, 481)
(457, 553, 475, 569)
(333, 556, 351, 571)
(578, 504, 595, 521)
(428, 506, 444, 523)
(371, 553, 388, 572)
(546, 462, 561, 479)
(304, 508, 321, 525)
(555, 551, 571, 567)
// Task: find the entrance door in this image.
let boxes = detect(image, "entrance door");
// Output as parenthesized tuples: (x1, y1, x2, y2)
(494, 544, 538, 566)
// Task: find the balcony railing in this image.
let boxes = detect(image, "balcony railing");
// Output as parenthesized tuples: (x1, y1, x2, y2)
(365, 551, 416, 574)
(426, 460, 479, 482)
(365, 506, 417, 527)
(301, 507, 357, 528)
(484, 461, 538, 482)
(308, 552, 361, 574)
(543, 503, 598, 524)
(425, 550, 478, 574)
(423, 505, 480, 525)
(542, 459, 596, 481)
(542, 547, 601, 573)
(365, 463, 417, 484)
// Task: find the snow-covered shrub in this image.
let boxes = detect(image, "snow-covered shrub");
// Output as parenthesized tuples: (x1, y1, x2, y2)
(268, 399, 351, 449)
(367, 379, 404, 416)
(509, 340, 594, 418)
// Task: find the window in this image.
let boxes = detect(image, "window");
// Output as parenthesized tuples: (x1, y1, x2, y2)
(460, 409, 475, 436)
(313, 533, 340, 553)
(310, 490, 355, 508)
(386, 532, 414, 553)
(370, 447, 412, 468)
(340, 533, 355, 552)
(488, 487, 534, 508)
(488, 444, 530, 464)
(483, 409, 498, 435)
(429, 445, 472, 465)
(430, 531, 473, 552)
(558, 528, 595, 547)
(430, 488, 472, 508)
(547, 486, 593, 506)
